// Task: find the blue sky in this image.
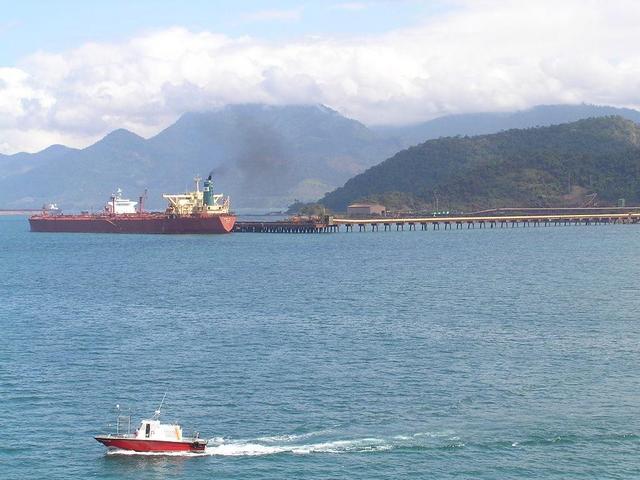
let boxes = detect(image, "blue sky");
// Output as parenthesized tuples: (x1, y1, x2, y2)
(0, 0, 452, 64)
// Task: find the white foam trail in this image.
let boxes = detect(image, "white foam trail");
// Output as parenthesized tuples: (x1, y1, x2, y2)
(205, 442, 285, 456)
(253, 429, 332, 443)
(105, 431, 452, 457)
(205, 437, 391, 456)
(106, 438, 391, 457)
(412, 431, 453, 438)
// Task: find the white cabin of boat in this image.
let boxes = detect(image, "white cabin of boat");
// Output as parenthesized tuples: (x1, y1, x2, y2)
(135, 419, 184, 441)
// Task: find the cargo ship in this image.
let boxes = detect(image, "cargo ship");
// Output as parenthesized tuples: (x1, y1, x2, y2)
(29, 176, 235, 234)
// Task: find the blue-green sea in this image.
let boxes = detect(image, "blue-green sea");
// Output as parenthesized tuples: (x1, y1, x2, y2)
(1, 216, 639, 479)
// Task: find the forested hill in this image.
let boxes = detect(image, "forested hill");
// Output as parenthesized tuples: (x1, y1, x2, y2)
(320, 116, 640, 212)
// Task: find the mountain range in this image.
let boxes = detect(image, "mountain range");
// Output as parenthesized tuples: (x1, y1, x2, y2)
(0, 104, 400, 210)
(2, 103, 640, 210)
(375, 104, 640, 148)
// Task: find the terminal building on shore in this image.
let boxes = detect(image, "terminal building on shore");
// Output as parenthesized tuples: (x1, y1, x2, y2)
(347, 203, 386, 217)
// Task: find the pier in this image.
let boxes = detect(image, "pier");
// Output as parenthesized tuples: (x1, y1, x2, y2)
(332, 212, 640, 232)
(235, 210, 640, 233)
(234, 219, 339, 233)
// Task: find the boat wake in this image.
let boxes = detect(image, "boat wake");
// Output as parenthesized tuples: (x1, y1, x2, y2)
(106, 431, 457, 457)
(204, 437, 393, 456)
(106, 429, 638, 458)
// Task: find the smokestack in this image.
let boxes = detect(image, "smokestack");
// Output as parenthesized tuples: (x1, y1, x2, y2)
(203, 176, 213, 206)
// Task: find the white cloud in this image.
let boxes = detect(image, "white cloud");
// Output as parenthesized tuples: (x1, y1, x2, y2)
(2, 0, 640, 153)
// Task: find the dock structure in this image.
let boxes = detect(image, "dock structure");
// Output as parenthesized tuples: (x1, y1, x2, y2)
(333, 212, 640, 232)
(234, 219, 339, 233)
(235, 211, 640, 233)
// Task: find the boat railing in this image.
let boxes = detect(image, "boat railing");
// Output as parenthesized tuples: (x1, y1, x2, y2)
(116, 414, 131, 435)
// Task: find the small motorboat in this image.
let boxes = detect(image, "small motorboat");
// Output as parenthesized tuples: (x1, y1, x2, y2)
(95, 394, 207, 453)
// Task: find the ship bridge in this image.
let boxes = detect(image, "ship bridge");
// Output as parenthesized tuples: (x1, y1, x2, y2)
(106, 188, 138, 214)
(163, 175, 230, 215)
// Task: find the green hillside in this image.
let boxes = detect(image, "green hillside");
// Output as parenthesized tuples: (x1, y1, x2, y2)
(320, 116, 640, 212)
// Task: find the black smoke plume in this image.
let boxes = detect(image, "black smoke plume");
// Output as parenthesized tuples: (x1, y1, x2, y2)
(234, 119, 296, 196)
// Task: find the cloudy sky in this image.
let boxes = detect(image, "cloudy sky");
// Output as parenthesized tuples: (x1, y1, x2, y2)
(1, 0, 639, 153)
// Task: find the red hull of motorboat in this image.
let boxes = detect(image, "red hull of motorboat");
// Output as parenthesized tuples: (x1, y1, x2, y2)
(29, 213, 236, 234)
(95, 436, 207, 452)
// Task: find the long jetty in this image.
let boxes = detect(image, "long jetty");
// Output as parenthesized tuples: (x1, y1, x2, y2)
(234, 219, 338, 233)
(234, 209, 640, 233)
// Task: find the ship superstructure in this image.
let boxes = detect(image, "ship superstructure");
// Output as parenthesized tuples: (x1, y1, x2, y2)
(164, 175, 230, 216)
(106, 188, 138, 214)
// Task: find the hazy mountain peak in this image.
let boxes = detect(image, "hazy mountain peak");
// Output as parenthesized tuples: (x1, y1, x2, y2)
(375, 103, 640, 148)
(97, 128, 145, 145)
(36, 144, 77, 156)
(38, 144, 72, 153)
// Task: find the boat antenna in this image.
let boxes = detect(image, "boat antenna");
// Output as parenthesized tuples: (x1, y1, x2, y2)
(153, 391, 167, 420)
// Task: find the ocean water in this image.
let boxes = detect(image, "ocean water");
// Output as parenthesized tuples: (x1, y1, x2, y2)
(1, 215, 639, 479)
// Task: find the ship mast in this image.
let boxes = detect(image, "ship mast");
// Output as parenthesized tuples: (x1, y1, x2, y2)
(153, 391, 167, 420)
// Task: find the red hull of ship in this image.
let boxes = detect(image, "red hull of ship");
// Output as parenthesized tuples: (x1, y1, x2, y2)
(29, 213, 235, 234)
(95, 436, 206, 452)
